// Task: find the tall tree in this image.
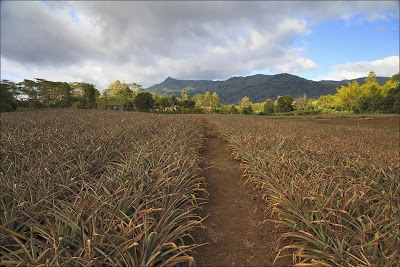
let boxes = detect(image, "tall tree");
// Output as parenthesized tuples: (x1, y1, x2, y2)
(240, 96, 253, 114)
(83, 83, 98, 109)
(181, 88, 189, 100)
(336, 81, 361, 110)
(56, 82, 72, 107)
(263, 99, 274, 114)
(134, 92, 154, 111)
(108, 80, 122, 95)
(211, 92, 220, 109)
(192, 93, 204, 106)
(380, 73, 399, 113)
(121, 82, 134, 104)
(1, 80, 21, 100)
(169, 95, 177, 106)
(0, 80, 18, 112)
(36, 79, 51, 108)
(364, 71, 378, 85)
(354, 73, 381, 113)
(294, 94, 307, 111)
(203, 91, 211, 107)
(240, 96, 252, 106)
(71, 82, 98, 109)
(33, 79, 72, 108)
(20, 79, 40, 108)
(101, 80, 140, 107)
(274, 95, 294, 113)
(129, 82, 143, 93)
(335, 71, 389, 113)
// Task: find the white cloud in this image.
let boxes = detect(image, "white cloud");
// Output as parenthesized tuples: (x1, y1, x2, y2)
(0, 57, 158, 89)
(1, 1, 398, 89)
(273, 57, 318, 73)
(314, 56, 399, 80)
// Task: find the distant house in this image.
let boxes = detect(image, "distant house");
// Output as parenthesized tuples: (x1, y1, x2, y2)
(105, 105, 124, 111)
(164, 105, 180, 112)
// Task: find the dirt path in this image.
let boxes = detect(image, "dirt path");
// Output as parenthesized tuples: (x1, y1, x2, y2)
(193, 120, 290, 266)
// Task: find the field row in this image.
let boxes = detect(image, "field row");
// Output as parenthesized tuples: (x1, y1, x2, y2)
(1, 110, 205, 266)
(207, 114, 399, 266)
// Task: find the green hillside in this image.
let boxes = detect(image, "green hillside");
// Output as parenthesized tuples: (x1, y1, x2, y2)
(146, 74, 389, 104)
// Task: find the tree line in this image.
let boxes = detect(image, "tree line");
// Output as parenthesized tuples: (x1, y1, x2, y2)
(1, 71, 398, 114)
(215, 71, 399, 115)
(1, 79, 99, 112)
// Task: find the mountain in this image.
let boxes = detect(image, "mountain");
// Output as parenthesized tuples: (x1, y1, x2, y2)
(150, 76, 222, 94)
(318, 77, 389, 88)
(146, 73, 390, 104)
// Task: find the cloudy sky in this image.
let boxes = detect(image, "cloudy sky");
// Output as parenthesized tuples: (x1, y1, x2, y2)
(1, 1, 399, 90)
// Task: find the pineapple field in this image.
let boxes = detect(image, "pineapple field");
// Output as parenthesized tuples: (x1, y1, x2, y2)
(205, 114, 399, 266)
(0, 110, 206, 266)
(1, 110, 399, 266)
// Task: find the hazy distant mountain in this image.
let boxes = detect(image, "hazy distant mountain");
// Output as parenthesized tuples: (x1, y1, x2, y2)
(146, 73, 390, 104)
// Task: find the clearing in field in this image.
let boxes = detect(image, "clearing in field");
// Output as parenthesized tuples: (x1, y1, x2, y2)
(193, 120, 290, 266)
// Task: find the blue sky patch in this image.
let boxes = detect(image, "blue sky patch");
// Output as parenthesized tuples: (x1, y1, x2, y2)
(69, 10, 79, 24)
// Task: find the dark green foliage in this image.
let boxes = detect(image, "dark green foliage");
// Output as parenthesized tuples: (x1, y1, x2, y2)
(241, 105, 253, 114)
(274, 95, 294, 113)
(71, 83, 98, 109)
(56, 82, 72, 107)
(0, 82, 18, 112)
(381, 73, 400, 114)
(227, 104, 239, 114)
(19, 79, 73, 108)
(263, 99, 274, 114)
(34, 79, 73, 108)
(380, 86, 400, 113)
(180, 99, 196, 109)
(353, 94, 382, 113)
(1, 79, 100, 111)
(84, 84, 98, 109)
(168, 94, 177, 105)
(158, 96, 171, 108)
(125, 101, 134, 111)
(134, 92, 154, 111)
(19, 79, 41, 108)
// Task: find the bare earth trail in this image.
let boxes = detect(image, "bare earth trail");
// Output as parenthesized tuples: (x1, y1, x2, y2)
(193, 120, 291, 267)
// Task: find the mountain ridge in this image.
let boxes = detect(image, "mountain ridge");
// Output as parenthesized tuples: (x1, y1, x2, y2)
(146, 73, 390, 104)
